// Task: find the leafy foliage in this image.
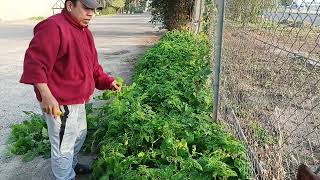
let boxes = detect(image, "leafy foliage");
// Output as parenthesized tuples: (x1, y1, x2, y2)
(7, 112, 50, 162)
(202, 0, 214, 35)
(100, 7, 118, 15)
(89, 31, 251, 179)
(226, 0, 273, 25)
(98, 0, 126, 8)
(8, 104, 96, 162)
(150, 0, 195, 30)
(108, 0, 126, 8)
(97, 0, 126, 15)
(280, 0, 293, 6)
(124, 0, 147, 14)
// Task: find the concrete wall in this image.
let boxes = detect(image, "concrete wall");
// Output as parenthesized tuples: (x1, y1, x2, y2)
(0, 0, 58, 21)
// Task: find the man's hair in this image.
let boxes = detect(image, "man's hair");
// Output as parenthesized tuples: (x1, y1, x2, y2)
(64, 0, 78, 8)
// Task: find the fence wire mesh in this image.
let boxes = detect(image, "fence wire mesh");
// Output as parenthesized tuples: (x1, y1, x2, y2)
(212, 0, 320, 179)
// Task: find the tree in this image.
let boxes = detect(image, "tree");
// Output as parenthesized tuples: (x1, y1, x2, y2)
(124, 0, 148, 14)
(280, 0, 293, 6)
(226, 0, 274, 24)
(150, 0, 195, 30)
(97, 0, 126, 14)
(98, 0, 126, 9)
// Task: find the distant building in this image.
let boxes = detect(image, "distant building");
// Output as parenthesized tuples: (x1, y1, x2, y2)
(0, 0, 63, 21)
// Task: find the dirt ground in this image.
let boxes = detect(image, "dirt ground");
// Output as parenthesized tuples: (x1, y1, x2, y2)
(0, 13, 162, 180)
(220, 22, 320, 179)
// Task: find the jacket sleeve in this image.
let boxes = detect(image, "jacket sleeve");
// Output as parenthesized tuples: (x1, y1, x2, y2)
(93, 49, 115, 90)
(20, 19, 60, 85)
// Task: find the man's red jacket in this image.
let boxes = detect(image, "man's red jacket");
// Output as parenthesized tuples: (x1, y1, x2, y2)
(20, 9, 115, 105)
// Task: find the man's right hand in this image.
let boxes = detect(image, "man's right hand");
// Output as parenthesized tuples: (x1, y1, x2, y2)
(41, 94, 60, 117)
(35, 83, 60, 118)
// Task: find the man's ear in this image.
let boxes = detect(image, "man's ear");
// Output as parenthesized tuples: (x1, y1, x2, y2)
(66, 1, 73, 12)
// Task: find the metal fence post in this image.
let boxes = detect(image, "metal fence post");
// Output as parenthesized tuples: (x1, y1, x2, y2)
(212, 0, 225, 122)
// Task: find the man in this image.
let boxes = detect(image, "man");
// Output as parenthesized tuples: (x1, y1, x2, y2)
(20, 0, 121, 179)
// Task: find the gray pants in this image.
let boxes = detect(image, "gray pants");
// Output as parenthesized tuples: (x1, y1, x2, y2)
(42, 104, 87, 180)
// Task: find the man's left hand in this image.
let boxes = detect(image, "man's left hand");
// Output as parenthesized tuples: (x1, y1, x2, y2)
(111, 81, 121, 92)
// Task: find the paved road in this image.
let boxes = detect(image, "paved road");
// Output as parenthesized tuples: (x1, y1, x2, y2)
(268, 11, 320, 26)
(264, 5, 320, 26)
(0, 13, 161, 180)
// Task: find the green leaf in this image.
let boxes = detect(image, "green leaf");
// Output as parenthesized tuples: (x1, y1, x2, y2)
(42, 127, 48, 138)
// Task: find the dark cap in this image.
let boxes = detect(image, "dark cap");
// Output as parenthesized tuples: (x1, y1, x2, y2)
(79, 0, 102, 9)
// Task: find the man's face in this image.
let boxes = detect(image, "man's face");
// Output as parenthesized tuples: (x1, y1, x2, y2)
(67, 1, 95, 27)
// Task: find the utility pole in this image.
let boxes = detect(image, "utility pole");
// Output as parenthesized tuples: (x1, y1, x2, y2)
(192, 0, 204, 34)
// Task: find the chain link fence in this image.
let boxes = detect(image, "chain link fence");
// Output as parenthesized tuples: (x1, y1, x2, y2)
(212, 0, 320, 179)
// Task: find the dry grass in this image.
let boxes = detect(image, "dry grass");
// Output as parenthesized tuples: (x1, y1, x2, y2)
(216, 21, 320, 179)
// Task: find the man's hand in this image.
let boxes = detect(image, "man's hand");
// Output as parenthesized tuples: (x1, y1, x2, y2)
(111, 81, 121, 92)
(35, 83, 61, 118)
(41, 94, 60, 118)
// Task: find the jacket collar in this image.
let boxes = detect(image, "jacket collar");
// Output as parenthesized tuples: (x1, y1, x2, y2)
(62, 9, 88, 30)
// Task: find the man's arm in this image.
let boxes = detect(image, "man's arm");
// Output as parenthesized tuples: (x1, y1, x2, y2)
(92, 49, 121, 91)
(20, 19, 61, 117)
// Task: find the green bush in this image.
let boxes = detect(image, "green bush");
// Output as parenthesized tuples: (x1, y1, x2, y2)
(100, 7, 118, 15)
(89, 31, 251, 179)
(124, 0, 147, 14)
(280, 0, 293, 6)
(134, 7, 144, 14)
(150, 0, 194, 30)
(7, 112, 50, 162)
(109, 0, 125, 8)
(226, 0, 273, 24)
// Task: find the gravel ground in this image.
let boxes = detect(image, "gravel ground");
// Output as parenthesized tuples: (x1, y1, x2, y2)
(0, 13, 162, 180)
